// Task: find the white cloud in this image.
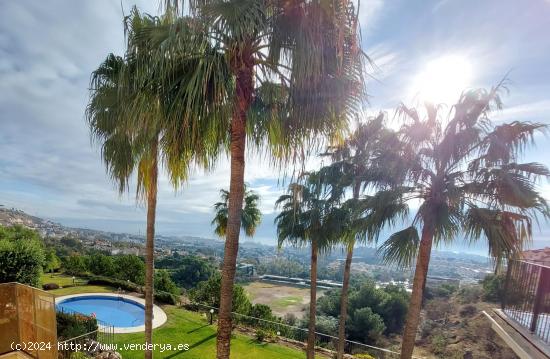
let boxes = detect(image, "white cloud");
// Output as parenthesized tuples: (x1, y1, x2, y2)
(355, 0, 385, 35)
(493, 99, 550, 124)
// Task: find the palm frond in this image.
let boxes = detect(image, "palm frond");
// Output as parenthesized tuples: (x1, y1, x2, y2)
(378, 226, 420, 268)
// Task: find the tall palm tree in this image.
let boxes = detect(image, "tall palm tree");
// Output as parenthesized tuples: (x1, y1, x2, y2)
(145, 1, 366, 356)
(86, 9, 217, 358)
(323, 115, 406, 358)
(379, 86, 550, 359)
(87, 51, 162, 359)
(275, 172, 342, 359)
(212, 185, 262, 238)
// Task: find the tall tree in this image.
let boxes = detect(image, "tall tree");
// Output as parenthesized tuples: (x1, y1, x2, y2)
(86, 9, 213, 358)
(212, 185, 262, 238)
(323, 115, 407, 358)
(275, 173, 341, 358)
(379, 86, 550, 359)
(147, 1, 366, 356)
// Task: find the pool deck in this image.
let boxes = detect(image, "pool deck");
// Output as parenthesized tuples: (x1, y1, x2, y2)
(56, 292, 167, 334)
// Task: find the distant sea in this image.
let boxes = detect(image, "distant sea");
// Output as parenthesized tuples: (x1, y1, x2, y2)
(55, 216, 550, 258)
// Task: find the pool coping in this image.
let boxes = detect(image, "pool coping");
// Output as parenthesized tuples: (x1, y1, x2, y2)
(55, 292, 168, 334)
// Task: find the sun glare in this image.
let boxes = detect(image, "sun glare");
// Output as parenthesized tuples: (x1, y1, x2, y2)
(410, 54, 473, 105)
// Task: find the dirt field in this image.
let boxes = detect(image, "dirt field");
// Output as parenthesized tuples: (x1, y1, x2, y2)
(243, 281, 324, 319)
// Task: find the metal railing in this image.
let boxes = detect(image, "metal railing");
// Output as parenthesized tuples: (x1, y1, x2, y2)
(502, 259, 550, 345)
(187, 302, 408, 358)
(56, 308, 115, 358)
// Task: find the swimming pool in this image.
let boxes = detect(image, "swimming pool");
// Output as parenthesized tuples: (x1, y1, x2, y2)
(55, 293, 167, 333)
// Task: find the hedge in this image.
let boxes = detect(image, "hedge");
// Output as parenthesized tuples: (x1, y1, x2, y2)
(87, 275, 140, 292)
(42, 283, 60, 290)
(154, 290, 178, 305)
(56, 311, 98, 340)
(87, 275, 177, 304)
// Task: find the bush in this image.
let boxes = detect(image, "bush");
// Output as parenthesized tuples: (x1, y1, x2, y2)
(87, 275, 140, 292)
(0, 225, 45, 286)
(155, 269, 179, 296)
(459, 304, 477, 317)
(283, 313, 297, 326)
(255, 328, 276, 342)
(420, 319, 437, 339)
(481, 274, 505, 302)
(458, 285, 483, 304)
(430, 332, 448, 355)
(353, 354, 376, 359)
(154, 290, 178, 305)
(62, 255, 89, 275)
(113, 255, 145, 285)
(56, 312, 98, 340)
(425, 299, 455, 322)
(42, 283, 60, 290)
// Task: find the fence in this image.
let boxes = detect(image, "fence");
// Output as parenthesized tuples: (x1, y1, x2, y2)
(187, 302, 406, 359)
(56, 307, 115, 358)
(502, 259, 550, 345)
(0, 283, 58, 359)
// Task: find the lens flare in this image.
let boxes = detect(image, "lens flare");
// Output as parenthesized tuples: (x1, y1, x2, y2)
(410, 54, 473, 105)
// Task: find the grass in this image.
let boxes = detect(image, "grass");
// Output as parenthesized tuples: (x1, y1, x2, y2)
(49, 285, 115, 296)
(40, 273, 116, 297)
(44, 281, 305, 357)
(40, 272, 87, 287)
(272, 296, 303, 308)
(114, 307, 306, 359)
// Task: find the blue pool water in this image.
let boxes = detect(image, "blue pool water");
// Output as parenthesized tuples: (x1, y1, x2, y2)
(56, 296, 145, 327)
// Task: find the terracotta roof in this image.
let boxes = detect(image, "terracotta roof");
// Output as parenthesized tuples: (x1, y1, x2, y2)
(521, 247, 550, 264)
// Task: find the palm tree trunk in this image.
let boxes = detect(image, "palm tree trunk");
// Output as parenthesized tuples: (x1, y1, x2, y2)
(144, 141, 158, 359)
(336, 244, 353, 359)
(216, 63, 253, 359)
(307, 238, 319, 359)
(336, 182, 360, 359)
(400, 224, 434, 359)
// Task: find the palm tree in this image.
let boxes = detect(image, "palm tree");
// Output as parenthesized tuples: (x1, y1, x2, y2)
(87, 51, 161, 359)
(212, 185, 262, 238)
(275, 172, 342, 359)
(86, 9, 216, 358)
(323, 115, 406, 358)
(143, 1, 366, 356)
(378, 86, 550, 359)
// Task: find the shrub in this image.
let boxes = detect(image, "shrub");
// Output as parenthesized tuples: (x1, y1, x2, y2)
(255, 328, 276, 342)
(113, 255, 145, 285)
(420, 319, 437, 339)
(353, 354, 376, 359)
(481, 274, 505, 302)
(425, 299, 454, 322)
(87, 275, 140, 292)
(155, 269, 179, 296)
(154, 290, 178, 305)
(430, 332, 448, 355)
(62, 255, 89, 275)
(458, 285, 483, 304)
(0, 225, 45, 286)
(459, 304, 477, 317)
(42, 283, 60, 290)
(283, 313, 297, 326)
(56, 312, 98, 340)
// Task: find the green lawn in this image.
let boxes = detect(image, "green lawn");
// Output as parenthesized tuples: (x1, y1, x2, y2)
(273, 296, 303, 308)
(44, 282, 305, 357)
(49, 285, 115, 296)
(40, 272, 87, 287)
(40, 273, 116, 297)
(114, 307, 306, 359)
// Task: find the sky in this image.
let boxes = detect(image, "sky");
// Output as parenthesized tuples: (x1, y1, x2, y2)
(1, 0, 550, 254)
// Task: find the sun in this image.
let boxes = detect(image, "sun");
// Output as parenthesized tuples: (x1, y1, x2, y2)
(409, 54, 473, 105)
